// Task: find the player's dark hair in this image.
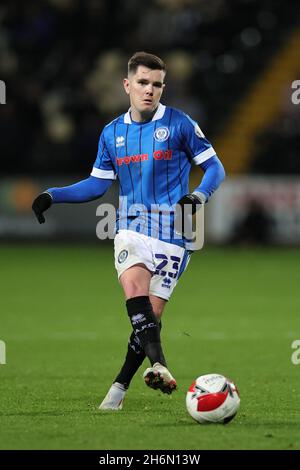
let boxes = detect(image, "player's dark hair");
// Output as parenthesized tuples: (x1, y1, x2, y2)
(128, 52, 166, 76)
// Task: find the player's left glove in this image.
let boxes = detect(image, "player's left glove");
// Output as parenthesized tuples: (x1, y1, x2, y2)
(177, 193, 203, 214)
(175, 192, 206, 238)
(176, 192, 205, 215)
(32, 192, 52, 224)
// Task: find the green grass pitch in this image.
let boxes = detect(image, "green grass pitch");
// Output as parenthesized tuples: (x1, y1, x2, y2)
(0, 243, 300, 450)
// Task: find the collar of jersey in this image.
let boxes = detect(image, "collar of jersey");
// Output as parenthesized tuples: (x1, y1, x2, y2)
(124, 103, 166, 125)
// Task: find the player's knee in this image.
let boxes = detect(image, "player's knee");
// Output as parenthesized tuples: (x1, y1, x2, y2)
(124, 281, 149, 299)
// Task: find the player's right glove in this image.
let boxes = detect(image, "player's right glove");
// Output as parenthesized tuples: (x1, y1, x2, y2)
(32, 192, 52, 224)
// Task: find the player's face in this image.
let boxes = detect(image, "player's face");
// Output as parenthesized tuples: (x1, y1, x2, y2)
(124, 66, 165, 121)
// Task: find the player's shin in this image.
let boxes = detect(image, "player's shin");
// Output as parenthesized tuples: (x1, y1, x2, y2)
(114, 331, 146, 388)
(126, 296, 167, 367)
(114, 322, 162, 388)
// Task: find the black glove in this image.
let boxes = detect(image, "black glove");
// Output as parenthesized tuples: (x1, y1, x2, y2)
(32, 193, 52, 224)
(176, 193, 203, 215)
(175, 193, 204, 239)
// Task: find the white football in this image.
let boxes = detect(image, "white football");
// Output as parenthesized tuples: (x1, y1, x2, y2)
(186, 373, 240, 424)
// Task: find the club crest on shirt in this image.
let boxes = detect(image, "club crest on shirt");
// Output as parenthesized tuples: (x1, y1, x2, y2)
(154, 127, 170, 142)
(118, 249, 128, 264)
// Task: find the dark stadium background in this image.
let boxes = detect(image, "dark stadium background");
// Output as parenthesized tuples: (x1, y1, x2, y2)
(1, 0, 300, 451)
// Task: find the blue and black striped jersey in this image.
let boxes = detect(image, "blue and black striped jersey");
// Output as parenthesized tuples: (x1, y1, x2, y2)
(91, 103, 217, 246)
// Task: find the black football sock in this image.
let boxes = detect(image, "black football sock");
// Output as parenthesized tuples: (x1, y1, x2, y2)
(114, 322, 162, 389)
(114, 331, 145, 389)
(126, 295, 166, 367)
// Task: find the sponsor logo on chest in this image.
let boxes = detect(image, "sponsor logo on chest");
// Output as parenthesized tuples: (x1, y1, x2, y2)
(116, 150, 172, 166)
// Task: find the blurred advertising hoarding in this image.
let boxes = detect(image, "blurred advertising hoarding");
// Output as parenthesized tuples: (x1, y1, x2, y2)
(207, 177, 300, 245)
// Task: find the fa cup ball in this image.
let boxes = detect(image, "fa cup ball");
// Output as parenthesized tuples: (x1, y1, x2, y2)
(186, 374, 240, 424)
